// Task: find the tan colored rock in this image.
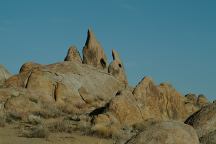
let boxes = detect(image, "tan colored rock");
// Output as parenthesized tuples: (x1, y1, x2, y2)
(4, 61, 124, 116)
(132, 77, 187, 121)
(19, 62, 43, 74)
(4, 74, 24, 88)
(0, 65, 11, 87)
(82, 29, 107, 69)
(184, 94, 199, 115)
(108, 89, 143, 125)
(64, 46, 82, 63)
(108, 49, 128, 86)
(4, 62, 43, 88)
(185, 102, 216, 138)
(197, 94, 208, 107)
(183, 93, 208, 117)
(185, 93, 197, 104)
(1, 87, 63, 121)
(91, 78, 188, 130)
(127, 121, 199, 144)
(199, 130, 216, 144)
(5, 64, 41, 89)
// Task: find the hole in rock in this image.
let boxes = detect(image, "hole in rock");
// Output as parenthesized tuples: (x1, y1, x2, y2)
(89, 103, 110, 117)
(116, 91, 121, 96)
(100, 58, 106, 68)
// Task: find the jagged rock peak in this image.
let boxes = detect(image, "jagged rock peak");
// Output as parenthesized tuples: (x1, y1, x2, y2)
(64, 46, 82, 63)
(108, 49, 128, 86)
(132, 76, 188, 121)
(112, 49, 121, 61)
(82, 28, 107, 69)
(133, 77, 158, 98)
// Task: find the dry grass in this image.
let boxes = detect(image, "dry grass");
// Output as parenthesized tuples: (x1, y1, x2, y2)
(21, 125, 49, 138)
(0, 116, 5, 127)
(27, 114, 42, 125)
(132, 119, 159, 132)
(5, 112, 22, 123)
(91, 123, 120, 138)
(46, 119, 75, 133)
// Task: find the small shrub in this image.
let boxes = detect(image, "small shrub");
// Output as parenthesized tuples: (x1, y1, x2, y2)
(91, 123, 120, 138)
(6, 112, 22, 123)
(77, 120, 92, 134)
(27, 114, 42, 125)
(46, 119, 74, 133)
(22, 125, 49, 138)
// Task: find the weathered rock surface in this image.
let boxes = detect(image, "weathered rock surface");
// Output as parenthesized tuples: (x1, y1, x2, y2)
(0, 65, 11, 87)
(82, 29, 107, 69)
(132, 77, 187, 121)
(64, 46, 82, 63)
(185, 102, 216, 138)
(4, 62, 43, 88)
(184, 93, 209, 117)
(199, 130, 216, 144)
(3, 61, 124, 118)
(109, 89, 143, 125)
(197, 94, 209, 107)
(184, 93, 200, 115)
(127, 121, 199, 144)
(91, 77, 191, 133)
(0, 29, 211, 143)
(108, 49, 128, 86)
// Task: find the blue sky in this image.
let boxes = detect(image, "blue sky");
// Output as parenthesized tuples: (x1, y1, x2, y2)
(0, 0, 215, 100)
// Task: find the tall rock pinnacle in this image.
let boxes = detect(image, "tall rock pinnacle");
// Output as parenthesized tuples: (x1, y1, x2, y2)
(82, 28, 107, 69)
(108, 49, 128, 86)
(64, 46, 82, 63)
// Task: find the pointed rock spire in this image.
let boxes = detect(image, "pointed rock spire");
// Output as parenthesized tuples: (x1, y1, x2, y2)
(112, 49, 121, 61)
(108, 49, 128, 86)
(64, 46, 82, 63)
(82, 28, 107, 69)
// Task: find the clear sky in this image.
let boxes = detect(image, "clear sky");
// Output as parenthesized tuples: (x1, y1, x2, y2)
(0, 0, 215, 101)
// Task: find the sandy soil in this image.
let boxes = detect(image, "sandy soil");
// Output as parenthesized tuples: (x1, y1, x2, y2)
(0, 125, 113, 144)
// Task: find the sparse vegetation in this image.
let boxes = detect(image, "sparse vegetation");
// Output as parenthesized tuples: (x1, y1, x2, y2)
(91, 123, 121, 138)
(27, 114, 42, 125)
(0, 115, 5, 127)
(32, 105, 63, 119)
(6, 112, 22, 123)
(46, 119, 74, 133)
(132, 119, 158, 132)
(21, 125, 49, 138)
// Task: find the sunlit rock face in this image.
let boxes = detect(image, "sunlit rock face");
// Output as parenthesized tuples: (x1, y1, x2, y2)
(82, 29, 107, 69)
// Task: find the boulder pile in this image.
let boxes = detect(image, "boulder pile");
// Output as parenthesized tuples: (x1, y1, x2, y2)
(0, 29, 213, 144)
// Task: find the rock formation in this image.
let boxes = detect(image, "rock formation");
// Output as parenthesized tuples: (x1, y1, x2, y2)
(108, 49, 128, 86)
(197, 94, 209, 107)
(199, 130, 216, 144)
(185, 102, 216, 139)
(0, 29, 212, 144)
(82, 29, 107, 69)
(184, 93, 209, 117)
(127, 121, 199, 144)
(3, 61, 124, 117)
(64, 46, 82, 63)
(0, 65, 11, 87)
(132, 78, 187, 121)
